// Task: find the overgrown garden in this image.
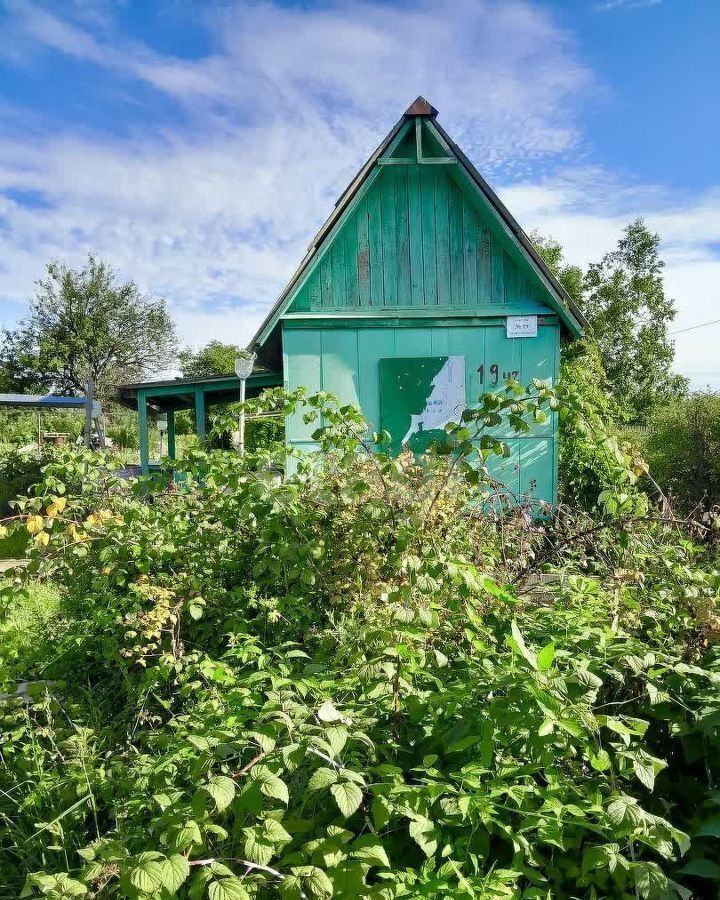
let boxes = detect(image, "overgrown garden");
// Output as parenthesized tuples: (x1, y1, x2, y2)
(1, 380, 719, 899)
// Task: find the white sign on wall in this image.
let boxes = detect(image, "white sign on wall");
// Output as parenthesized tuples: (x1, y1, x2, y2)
(506, 315, 538, 338)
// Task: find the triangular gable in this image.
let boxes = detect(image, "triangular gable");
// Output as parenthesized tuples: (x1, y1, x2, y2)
(251, 99, 585, 365)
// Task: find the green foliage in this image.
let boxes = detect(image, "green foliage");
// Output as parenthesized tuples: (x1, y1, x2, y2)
(0, 388, 718, 899)
(0, 449, 49, 515)
(640, 391, 720, 515)
(583, 220, 688, 422)
(178, 341, 245, 379)
(1, 255, 177, 397)
(532, 220, 688, 425)
(528, 232, 584, 308)
(558, 340, 648, 512)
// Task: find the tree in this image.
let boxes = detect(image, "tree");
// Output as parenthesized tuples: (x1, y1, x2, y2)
(583, 219, 688, 421)
(529, 231, 584, 308)
(0, 256, 178, 397)
(178, 340, 244, 378)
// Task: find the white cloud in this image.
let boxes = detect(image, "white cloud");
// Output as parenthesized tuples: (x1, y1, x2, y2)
(595, 0, 661, 11)
(0, 0, 593, 346)
(1, 0, 719, 392)
(501, 172, 720, 389)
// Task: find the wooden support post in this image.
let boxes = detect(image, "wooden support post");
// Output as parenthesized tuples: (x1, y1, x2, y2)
(84, 379, 94, 449)
(195, 387, 206, 444)
(167, 410, 176, 460)
(138, 390, 150, 475)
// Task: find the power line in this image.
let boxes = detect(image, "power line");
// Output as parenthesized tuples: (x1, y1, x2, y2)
(670, 317, 720, 336)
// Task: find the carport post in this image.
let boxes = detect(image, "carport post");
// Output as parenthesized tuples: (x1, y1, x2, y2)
(138, 389, 150, 475)
(167, 410, 176, 460)
(194, 386, 206, 444)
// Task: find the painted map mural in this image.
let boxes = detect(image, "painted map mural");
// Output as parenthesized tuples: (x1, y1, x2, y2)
(379, 356, 466, 454)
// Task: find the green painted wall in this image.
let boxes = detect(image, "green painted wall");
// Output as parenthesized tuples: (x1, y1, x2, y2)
(287, 162, 548, 314)
(283, 320, 560, 505)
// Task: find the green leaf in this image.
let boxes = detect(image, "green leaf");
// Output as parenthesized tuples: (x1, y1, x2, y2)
(633, 757, 656, 791)
(633, 861, 668, 898)
(372, 795, 392, 831)
(173, 820, 202, 851)
(129, 855, 164, 893)
(409, 817, 439, 857)
(317, 700, 343, 723)
(308, 767, 338, 792)
(159, 854, 190, 892)
(208, 878, 251, 900)
(537, 642, 555, 671)
(281, 875, 304, 899)
(351, 835, 390, 867)
(243, 827, 275, 865)
(590, 749, 611, 771)
(207, 775, 236, 812)
(507, 619, 537, 669)
(305, 867, 334, 898)
(252, 765, 289, 805)
(330, 781, 363, 818)
(679, 858, 720, 880)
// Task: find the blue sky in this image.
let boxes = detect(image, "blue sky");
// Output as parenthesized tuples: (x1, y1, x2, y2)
(1, 0, 719, 386)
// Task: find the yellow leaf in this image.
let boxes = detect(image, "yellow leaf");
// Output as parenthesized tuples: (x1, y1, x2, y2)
(46, 496, 67, 518)
(34, 531, 50, 547)
(0, 525, 8, 539)
(26, 515, 44, 535)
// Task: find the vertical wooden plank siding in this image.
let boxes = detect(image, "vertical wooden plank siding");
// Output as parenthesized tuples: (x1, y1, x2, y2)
(368, 182, 384, 305)
(462, 196, 478, 306)
(356, 196, 370, 306)
(380, 169, 397, 306)
(283, 322, 560, 505)
(344, 210, 358, 309)
(331, 230, 347, 308)
(395, 166, 411, 304)
(357, 328, 395, 430)
(504, 250, 518, 305)
(307, 269, 320, 310)
(285, 152, 557, 314)
(435, 173, 451, 306)
(321, 331, 360, 408)
(448, 180, 464, 305)
(478, 226, 491, 301)
(421, 166, 437, 305)
(491, 241, 505, 305)
(407, 165, 424, 305)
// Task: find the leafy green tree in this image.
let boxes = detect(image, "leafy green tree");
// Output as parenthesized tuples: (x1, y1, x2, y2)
(0, 256, 177, 397)
(178, 341, 243, 378)
(0, 329, 53, 394)
(530, 231, 584, 308)
(583, 219, 688, 421)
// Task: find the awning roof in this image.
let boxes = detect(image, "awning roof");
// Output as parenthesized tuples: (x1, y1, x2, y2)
(115, 371, 282, 412)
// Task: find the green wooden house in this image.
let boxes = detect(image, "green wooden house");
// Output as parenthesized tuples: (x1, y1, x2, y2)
(250, 97, 585, 505)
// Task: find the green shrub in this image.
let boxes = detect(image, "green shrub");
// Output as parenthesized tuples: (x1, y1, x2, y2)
(0, 389, 717, 899)
(642, 392, 720, 514)
(0, 449, 46, 516)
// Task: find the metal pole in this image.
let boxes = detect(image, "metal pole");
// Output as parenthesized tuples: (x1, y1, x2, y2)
(239, 377, 247, 456)
(84, 379, 94, 449)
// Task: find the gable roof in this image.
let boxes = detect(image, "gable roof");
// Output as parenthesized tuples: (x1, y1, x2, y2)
(250, 98, 585, 363)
